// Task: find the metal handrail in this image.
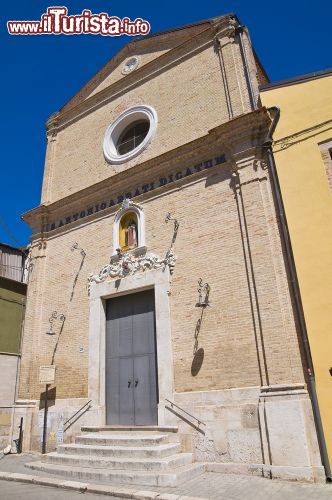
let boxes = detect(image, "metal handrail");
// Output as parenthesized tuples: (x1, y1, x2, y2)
(64, 400, 92, 427)
(165, 399, 206, 427)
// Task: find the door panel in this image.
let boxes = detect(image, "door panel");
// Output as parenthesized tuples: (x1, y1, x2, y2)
(119, 357, 134, 424)
(106, 289, 158, 425)
(106, 356, 120, 424)
(107, 296, 133, 358)
(134, 354, 158, 425)
(132, 292, 155, 356)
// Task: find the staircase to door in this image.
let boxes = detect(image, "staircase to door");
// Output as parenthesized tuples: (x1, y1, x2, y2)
(25, 426, 205, 487)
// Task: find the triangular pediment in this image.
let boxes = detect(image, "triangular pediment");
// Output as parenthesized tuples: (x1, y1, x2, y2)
(60, 18, 225, 113)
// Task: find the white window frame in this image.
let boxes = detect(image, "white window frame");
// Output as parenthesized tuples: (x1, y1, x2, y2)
(103, 105, 158, 164)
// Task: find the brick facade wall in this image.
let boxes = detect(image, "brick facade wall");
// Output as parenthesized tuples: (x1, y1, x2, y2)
(19, 134, 304, 401)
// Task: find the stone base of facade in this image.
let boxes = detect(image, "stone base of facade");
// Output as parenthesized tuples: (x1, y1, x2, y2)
(162, 385, 324, 483)
(206, 463, 325, 483)
(12, 398, 101, 453)
(12, 383, 324, 483)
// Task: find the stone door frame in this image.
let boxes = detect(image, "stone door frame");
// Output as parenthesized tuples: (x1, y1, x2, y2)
(88, 267, 174, 425)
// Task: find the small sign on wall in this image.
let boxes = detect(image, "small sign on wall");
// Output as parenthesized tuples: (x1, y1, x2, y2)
(39, 365, 56, 385)
(56, 428, 64, 444)
(49, 431, 56, 443)
(38, 412, 44, 428)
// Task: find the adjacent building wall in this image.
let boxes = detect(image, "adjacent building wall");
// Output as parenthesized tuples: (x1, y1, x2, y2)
(0, 274, 26, 449)
(260, 71, 332, 466)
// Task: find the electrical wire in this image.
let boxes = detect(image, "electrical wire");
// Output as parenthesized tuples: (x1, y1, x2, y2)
(0, 216, 28, 255)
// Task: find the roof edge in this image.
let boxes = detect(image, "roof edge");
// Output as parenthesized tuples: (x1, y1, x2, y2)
(0, 242, 27, 254)
(54, 13, 236, 118)
(140, 12, 236, 40)
(260, 67, 332, 91)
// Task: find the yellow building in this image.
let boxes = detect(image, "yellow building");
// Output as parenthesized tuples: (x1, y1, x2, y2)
(260, 68, 332, 473)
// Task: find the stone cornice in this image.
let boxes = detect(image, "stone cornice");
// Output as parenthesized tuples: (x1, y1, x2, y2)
(25, 107, 271, 232)
(47, 17, 235, 134)
(46, 112, 60, 139)
(208, 107, 272, 154)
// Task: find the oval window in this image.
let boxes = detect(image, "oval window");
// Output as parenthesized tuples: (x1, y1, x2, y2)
(103, 105, 158, 165)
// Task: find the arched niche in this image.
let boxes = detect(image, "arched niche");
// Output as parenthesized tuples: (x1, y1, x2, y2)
(113, 199, 145, 255)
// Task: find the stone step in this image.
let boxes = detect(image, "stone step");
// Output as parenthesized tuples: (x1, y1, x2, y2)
(58, 442, 181, 458)
(76, 432, 170, 447)
(81, 425, 178, 433)
(42, 452, 193, 471)
(25, 460, 205, 487)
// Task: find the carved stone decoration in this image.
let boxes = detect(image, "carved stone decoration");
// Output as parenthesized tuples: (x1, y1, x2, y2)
(88, 248, 176, 294)
(120, 198, 143, 211)
(46, 111, 60, 140)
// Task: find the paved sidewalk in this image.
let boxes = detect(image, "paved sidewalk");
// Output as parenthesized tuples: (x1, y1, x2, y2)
(0, 480, 122, 500)
(1, 452, 332, 500)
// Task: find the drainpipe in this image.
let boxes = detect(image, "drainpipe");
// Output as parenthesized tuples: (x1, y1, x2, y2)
(236, 25, 256, 111)
(263, 106, 332, 482)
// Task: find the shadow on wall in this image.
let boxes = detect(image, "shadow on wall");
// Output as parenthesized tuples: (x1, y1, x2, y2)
(229, 171, 269, 387)
(191, 306, 206, 377)
(205, 165, 269, 386)
(39, 386, 56, 410)
(191, 347, 204, 376)
(70, 245, 86, 302)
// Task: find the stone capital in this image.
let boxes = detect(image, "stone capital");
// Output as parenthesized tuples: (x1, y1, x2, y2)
(46, 112, 60, 140)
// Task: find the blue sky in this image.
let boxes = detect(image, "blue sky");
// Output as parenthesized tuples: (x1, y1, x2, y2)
(1, 1, 331, 247)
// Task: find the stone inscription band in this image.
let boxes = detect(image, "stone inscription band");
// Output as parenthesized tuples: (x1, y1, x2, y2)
(47, 154, 226, 232)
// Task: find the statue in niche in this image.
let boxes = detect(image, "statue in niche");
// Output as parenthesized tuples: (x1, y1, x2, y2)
(125, 219, 138, 249)
(118, 210, 140, 252)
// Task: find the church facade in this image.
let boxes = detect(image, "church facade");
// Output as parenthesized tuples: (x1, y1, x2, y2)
(17, 14, 324, 481)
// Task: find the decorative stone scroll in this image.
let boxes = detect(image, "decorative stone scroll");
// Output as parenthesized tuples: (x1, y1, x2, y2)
(88, 248, 176, 294)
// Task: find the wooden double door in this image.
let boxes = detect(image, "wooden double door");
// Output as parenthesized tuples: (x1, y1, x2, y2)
(105, 289, 158, 425)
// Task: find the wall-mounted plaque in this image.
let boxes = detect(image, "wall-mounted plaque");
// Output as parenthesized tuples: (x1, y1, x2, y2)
(39, 365, 56, 384)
